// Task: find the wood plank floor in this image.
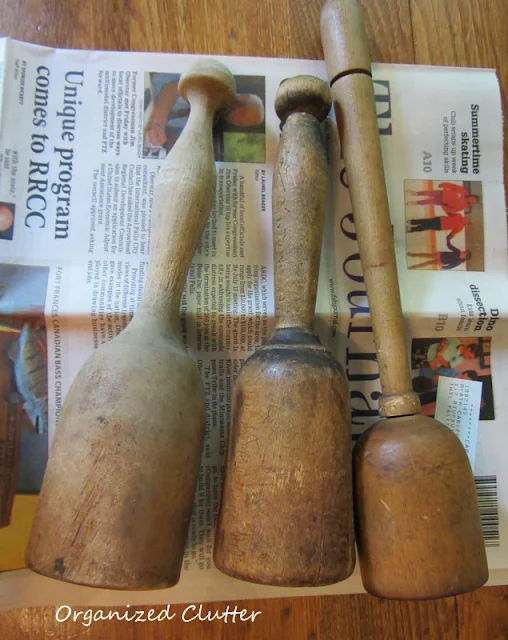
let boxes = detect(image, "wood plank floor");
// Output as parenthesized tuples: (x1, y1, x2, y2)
(0, 0, 506, 637)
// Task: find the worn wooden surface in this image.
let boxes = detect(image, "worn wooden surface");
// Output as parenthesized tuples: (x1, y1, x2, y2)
(0, 0, 506, 637)
(215, 78, 355, 587)
(26, 60, 235, 590)
(323, 0, 488, 601)
(322, 0, 417, 411)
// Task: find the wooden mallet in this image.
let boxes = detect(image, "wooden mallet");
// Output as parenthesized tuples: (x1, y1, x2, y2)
(214, 76, 356, 586)
(26, 60, 236, 589)
(321, 0, 488, 600)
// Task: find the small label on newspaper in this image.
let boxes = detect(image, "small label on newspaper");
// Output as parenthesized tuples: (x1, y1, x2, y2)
(435, 376, 482, 468)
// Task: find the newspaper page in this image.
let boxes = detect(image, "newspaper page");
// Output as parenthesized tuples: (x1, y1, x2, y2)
(0, 39, 506, 609)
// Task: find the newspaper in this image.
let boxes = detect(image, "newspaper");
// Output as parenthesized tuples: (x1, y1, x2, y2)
(0, 39, 506, 609)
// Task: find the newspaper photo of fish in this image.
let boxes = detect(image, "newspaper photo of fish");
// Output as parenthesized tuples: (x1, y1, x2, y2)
(0, 263, 49, 529)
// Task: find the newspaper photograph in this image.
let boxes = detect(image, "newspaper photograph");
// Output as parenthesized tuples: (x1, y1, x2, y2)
(0, 38, 506, 608)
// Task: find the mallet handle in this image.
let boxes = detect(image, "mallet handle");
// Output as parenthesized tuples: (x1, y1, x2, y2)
(273, 81, 330, 329)
(140, 65, 236, 333)
(321, 0, 420, 417)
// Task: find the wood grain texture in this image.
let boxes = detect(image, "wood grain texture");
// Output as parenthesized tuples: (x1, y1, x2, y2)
(457, 585, 508, 640)
(0, 595, 459, 639)
(26, 60, 235, 590)
(322, 0, 487, 601)
(0, 0, 414, 62)
(411, 0, 508, 228)
(271, 80, 332, 329)
(214, 78, 355, 586)
(326, 70, 419, 410)
(214, 334, 355, 586)
(134, 0, 414, 63)
(0, 0, 506, 636)
(354, 414, 488, 599)
(1, 0, 131, 50)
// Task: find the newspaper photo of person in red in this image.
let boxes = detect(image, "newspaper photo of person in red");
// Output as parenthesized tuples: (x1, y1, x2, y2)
(404, 179, 484, 271)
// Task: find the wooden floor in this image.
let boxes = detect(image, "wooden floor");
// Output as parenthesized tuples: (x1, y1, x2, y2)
(0, 0, 507, 637)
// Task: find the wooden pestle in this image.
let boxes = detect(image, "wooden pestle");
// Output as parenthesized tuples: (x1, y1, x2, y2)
(321, 0, 488, 600)
(26, 60, 236, 590)
(214, 76, 355, 586)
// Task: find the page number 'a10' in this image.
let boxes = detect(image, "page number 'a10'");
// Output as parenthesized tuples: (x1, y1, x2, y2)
(423, 151, 433, 173)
